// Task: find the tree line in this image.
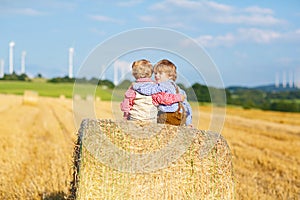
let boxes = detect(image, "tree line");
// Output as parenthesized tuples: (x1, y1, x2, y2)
(1, 73, 299, 112)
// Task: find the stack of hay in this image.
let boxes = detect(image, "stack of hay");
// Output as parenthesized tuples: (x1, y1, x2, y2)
(23, 90, 39, 105)
(69, 119, 234, 200)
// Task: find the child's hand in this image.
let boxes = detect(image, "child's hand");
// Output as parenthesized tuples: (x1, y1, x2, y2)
(187, 124, 193, 128)
(123, 113, 129, 120)
(180, 94, 185, 101)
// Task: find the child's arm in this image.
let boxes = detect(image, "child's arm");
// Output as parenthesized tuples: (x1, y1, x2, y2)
(184, 101, 193, 126)
(120, 87, 136, 119)
(152, 92, 184, 106)
(133, 82, 167, 95)
(180, 89, 193, 126)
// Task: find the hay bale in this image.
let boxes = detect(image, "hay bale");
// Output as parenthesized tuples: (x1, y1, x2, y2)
(23, 90, 39, 105)
(59, 94, 66, 100)
(86, 95, 94, 102)
(74, 94, 81, 101)
(69, 119, 234, 200)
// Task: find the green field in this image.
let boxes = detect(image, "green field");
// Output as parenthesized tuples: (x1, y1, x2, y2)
(0, 81, 113, 101)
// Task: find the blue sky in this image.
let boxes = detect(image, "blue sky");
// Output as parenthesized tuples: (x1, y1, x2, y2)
(1, 0, 300, 87)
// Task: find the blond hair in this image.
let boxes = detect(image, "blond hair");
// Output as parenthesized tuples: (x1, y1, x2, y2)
(154, 59, 177, 81)
(132, 59, 153, 79)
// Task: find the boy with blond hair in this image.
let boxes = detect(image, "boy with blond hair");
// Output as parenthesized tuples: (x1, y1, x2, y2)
(132, 59, 192, 126)
(120, 59, 184, 122)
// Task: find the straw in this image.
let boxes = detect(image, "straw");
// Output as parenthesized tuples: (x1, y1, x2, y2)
(69, 119, 234, 200)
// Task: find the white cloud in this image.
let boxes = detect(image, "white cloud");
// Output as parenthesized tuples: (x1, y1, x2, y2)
(0, 1, 76, 15)
(193, 33, 236, 47)
(279, 29, 300, 42)
(277, 57, 293, 65)
(234, 51, 248, 59)
(147, 0, 286, 27)
(194, 35, 213, 46)
(0, 7, 46, 16)
(139, 14, 187, 28)
(150, 0, 232, 12)
(114, 60, 131, 71)
(139, 15, 156, 23)
(89, 28, 106, 36)
(15, 8, 45, 15)
(204, 1, 233, 12)
(41, 1, 77, 11)
(89, 15, 123, 24)
(212, 14, 285, 26)
(116, 0, 144, 7)
(162, 0, 202, 10)
(185, 28, 285, 48)
(114, 59, 132, 83)
(244, 6, 273, 15)
(238, 28, 281, 43)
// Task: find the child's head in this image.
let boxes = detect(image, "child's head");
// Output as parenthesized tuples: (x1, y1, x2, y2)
(154, 59, 177, 81)
(132, 59, 153, 79)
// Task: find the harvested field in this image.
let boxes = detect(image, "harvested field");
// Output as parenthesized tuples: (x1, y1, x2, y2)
(0, 94, 299, 199)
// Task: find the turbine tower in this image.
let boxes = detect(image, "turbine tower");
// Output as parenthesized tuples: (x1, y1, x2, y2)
(9, 41, 15, 74)
(0, 59, 4, 78)
(275, 72, 279, 88)
(289, 71, 293, 88)
(282, 71, 287, 88)
(21, 51, 26, 74)
(69, 47, 74, 78)
(114, 63, 118, 85)
(296, 68, 300, 89)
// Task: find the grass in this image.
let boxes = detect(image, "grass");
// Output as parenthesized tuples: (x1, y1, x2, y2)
(0, 80, 112, 100)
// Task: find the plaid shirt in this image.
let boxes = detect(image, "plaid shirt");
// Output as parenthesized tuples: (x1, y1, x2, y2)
(133, 79, 192, 125)
(120, 78, 182, 119)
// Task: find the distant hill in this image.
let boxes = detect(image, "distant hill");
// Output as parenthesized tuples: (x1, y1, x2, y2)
(227, 84, 299, 93)
(253, 84, 299, 92)
(226, 84, 300, 112)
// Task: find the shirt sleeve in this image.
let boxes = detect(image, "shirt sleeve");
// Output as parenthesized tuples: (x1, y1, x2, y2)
(152, 92, 182, 106)
(120, 87, 136, 115)
(184, 101, 192, 125)
(133, 82, 167, 95)
(180, 89, 193, 126)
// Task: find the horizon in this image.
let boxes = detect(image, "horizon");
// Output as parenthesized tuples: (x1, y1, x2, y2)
(2, 71, 300, 90)
(1, 1, 300, 88)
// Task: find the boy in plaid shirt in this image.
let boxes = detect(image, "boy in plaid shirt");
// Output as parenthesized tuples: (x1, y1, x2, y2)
(120, 59, 184, 122)
(132, 59, 192, 126)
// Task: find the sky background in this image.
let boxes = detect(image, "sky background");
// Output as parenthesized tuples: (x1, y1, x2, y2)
(1, 0, 300, 87)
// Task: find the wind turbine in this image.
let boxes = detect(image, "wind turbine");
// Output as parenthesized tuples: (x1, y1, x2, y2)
(9, 41, 15, 74)
(275, 72, 279, 88)
(289, 71, 293, 88)
(69, 47, 74, 78)
(282, 71, 287, 88)
(114, 63, 118, 85)
(0, 59, 4, 78)
(21, 51, 26, 74)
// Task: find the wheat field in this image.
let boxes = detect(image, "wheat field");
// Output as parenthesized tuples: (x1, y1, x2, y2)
(0, 94, 299, 199)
